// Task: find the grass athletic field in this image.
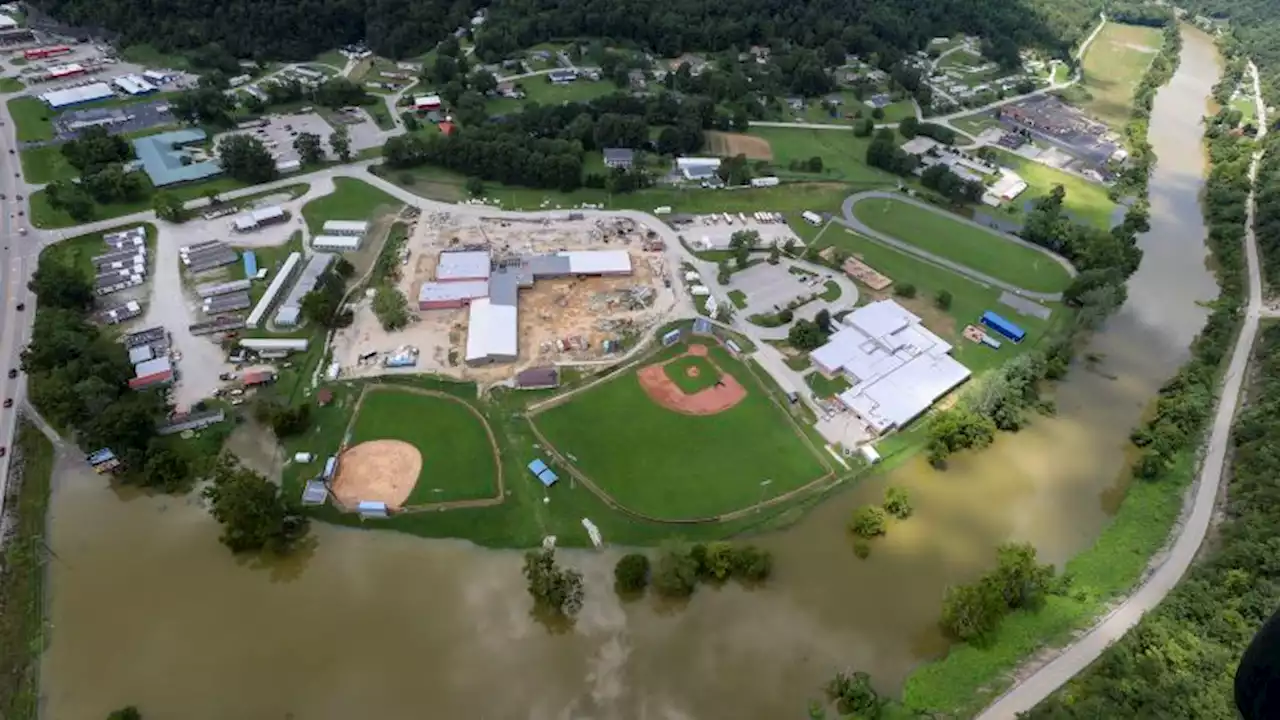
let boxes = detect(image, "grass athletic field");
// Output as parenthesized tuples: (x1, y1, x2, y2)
(663, 354, 721, 394)
(851, 196, 1074, 293)
(347, 386, 499, 504)
(533, 341, 829, 519)
(1080, 23, 1163, 128)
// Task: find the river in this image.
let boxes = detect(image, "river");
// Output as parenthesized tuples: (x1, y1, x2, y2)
(38, 27, 1221, 720)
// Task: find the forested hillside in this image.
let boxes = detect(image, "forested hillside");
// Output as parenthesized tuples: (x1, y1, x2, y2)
(1184, 0, 1280, 101)
(30, 0, 1099, 63)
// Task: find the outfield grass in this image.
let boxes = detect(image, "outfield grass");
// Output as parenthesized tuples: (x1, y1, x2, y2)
(811, 223, 1059, 373)
(534, 342, 829, 519)
(487, 78, 617, 115)
(1079, 23, 1163, 128)
(748, 127, 897, 185)
(300, 177, 403, 234)
(850, 197, 1074, 293)
(348, 387, 498, 504)
(988, 149, 1119, 228)
(663, 354, 721, 394)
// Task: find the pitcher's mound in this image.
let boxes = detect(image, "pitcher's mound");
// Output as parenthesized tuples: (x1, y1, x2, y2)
(331, 440, 423, 509)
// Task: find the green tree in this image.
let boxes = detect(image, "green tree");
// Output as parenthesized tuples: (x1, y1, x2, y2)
(141, 444, 191, 492)
(202, 455, 310, 554)
(989, 542, 1055, 611)
(852, 117, 875, 137)
(788, 319, 826, 350)
(329, 126, 352, 162)
(652, 545, 699, 598)
(940, 578, 1004, 641)
(465, 177, 485, 197)
(613, 553, 650, 593)
(730, 545, 773, 582)
(883, 486, 913, 519)
(704, 541, 735, 580)
(293, 131, 325, 165)
(522, 547, 585, 618)
(400, 111, 420, 131)
(217, 134, 278, 183)
(152, 190, 187, 222)
(849, 505, 887, 537)
(825, 670, 884, 718)
(894, 282, 917, 299)
(934, 289, 953, 310)
(898, 115, 920, 138)
(768, 245, 781, 265)
(107, 708, 142, 720)
(373, 287, 410, 331)
(28, 256, 94, 311)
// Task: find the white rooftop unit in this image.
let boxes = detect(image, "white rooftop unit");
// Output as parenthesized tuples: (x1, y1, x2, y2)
(245, 251, 301, 328)
(312, 235, 362, 251)
(436, 250, 491, 281)
(41, 82, 114, 109)
(464, 298, 518, 365)
(113, 74, 157, 95)
(559, 250, 632, 275)
(321, 220, 369, 236)
(239, 338, 310, 352)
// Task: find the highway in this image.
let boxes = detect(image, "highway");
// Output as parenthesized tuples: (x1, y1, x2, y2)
(976, 58, 1269, 718)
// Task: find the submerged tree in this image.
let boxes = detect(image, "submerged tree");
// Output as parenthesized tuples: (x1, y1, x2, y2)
(523, 547, 585, 618)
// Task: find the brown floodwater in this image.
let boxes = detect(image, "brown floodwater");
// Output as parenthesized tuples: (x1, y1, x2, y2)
(39, 28, 1221, 720)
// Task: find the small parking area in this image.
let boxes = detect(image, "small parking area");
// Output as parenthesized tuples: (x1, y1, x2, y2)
(216, 112, 337, 165)
(324, 106, 384, 151)
(50, 98, 174, 142)
(727, 262, 821, 316)
(678, 213, 803, 250)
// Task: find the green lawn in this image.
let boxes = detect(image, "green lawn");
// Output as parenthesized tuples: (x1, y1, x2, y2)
(811, 223, 1059, 373)
(120, 43, 195, 71)
(8, 97, 52, 142)
(988, 149, 1118, 228)
(300, 177, 403, 233)
(0, 76, 22, 93)
(949, 112, 1003, 137)
(487, 78, 617, 115)
(804, 370, 850, 398)
(748, 127, 897, 185)
(663, 354, 721, 394)
(728, 289, 748, 308)
(820, 280, 842, 301)
(850, 196, 1074, 293)
(30, 175, 251, 229)
(19, 145, 75, 184)
(1079, 23, 1163, 128)
(1232, 95, 1257, 124)
(348, 387, 499, 504)
(42, 223, 157, 282)
(533, 341, 829, 519)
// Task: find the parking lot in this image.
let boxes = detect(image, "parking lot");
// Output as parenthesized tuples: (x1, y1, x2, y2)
(216, 112, 338, 166)
(675, 213, 803, 251)
(727, 262, 827, 317)
(50, 98, 174, 142)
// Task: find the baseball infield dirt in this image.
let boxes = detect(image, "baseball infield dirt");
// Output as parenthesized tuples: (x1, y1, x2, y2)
(331, 439, 423, 508)
(637, 343, 747, 415)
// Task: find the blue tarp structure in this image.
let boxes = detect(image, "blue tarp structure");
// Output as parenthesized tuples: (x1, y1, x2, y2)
(242, 250, 258, 277)
(527, 459, 560, 487)
(981, 310, 1025, 343)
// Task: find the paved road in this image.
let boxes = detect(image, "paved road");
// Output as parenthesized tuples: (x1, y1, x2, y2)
(839, 191, 1076, 301)
(977, 58, 1269, 719)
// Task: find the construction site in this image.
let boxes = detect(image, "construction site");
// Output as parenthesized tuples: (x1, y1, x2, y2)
(330, 211, 680, 384)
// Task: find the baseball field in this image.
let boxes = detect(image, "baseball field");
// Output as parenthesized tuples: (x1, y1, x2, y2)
(335, 386, 501, 507)
(531, 340, 830, 519)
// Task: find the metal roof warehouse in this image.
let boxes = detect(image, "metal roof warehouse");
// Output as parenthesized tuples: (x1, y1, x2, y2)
(41, 82, 115, 109)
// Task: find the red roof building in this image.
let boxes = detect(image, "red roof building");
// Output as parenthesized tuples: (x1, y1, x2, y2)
(438, 121, 456, 136)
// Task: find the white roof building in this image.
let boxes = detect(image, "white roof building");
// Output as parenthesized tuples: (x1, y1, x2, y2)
(676, 157, 721, 180)
(465, 298, 518, 364)
(558, 250, 631, 274)
(41, 82, 114, 109)
(321, 220, 369, 236)
(990, 172, 1028, 201)
(437, 250, 491, 281)
(812, 300, 971, 433)
(0, 14, 17, 29)
(113, 74, 158, 95)
(312, 235, 362, 251)
(418, 280, 489, 305)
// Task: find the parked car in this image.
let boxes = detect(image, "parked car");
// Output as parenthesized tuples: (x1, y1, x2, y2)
(7, 369, 16, 379)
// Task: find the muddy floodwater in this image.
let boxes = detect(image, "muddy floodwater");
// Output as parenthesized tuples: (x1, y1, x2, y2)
(40, 28, 1221, 720)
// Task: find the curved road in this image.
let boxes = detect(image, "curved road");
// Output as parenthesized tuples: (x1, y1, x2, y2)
(977, 59, 1269, 718)
(839, 191, 1076, 301)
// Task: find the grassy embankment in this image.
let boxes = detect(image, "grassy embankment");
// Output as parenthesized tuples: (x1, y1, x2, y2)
(0, 422, 54, 720)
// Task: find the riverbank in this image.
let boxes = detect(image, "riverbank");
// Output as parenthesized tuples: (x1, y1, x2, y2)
(898, 21, 1220, 715)
(0, 420, 54, 720)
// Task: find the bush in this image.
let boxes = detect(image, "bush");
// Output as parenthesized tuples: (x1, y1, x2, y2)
(778, 308, 794, 323)
(895, 283, 917, 299)
(613, 553, 650, 594)
(883, 486, 913, 519)
(731, 545, 773, 581)
(850, 505, 887, 537)
(652, 545, 699, 598)
(934, 289, 953, 310)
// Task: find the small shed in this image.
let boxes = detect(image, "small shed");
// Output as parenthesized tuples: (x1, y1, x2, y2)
(859, 445, 881, 465)
(526, 458, 560, 487)
(515, 366, 559, 389)
(301, 479, 329, 505)
(358, 500, 389, 518)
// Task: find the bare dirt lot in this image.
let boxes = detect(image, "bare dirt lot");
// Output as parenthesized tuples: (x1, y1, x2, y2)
(704, 131, 774, 160)
(330, 211, 681, 385)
